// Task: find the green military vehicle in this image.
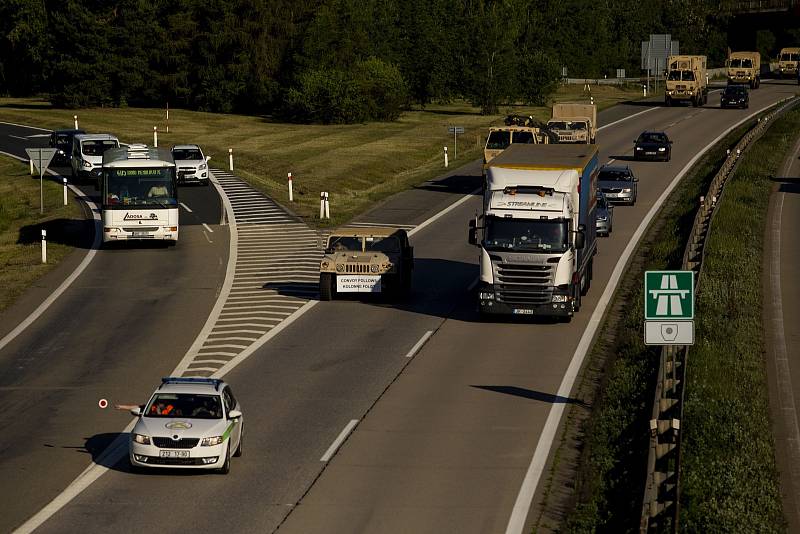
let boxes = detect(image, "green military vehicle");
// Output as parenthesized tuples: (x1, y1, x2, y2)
(319, 227, 413, 301)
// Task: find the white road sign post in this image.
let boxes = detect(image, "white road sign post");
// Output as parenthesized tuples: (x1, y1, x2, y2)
(25, 148, 58, 214)
(644, 270, 694, 345)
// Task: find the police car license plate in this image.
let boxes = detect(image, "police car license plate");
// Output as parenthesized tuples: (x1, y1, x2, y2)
(159, 450, 189, 458)
(512, 309, 534, 315)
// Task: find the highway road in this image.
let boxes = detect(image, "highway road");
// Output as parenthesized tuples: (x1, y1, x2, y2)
(766, 127, 800, 534)
(2, 81, 797, 534)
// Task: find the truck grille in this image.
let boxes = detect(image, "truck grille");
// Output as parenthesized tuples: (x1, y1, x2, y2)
(344, 263, 372, 273)
(602, 187, 622, 193)
(152, 437, 199, 449)
(495, 263, 553, 305)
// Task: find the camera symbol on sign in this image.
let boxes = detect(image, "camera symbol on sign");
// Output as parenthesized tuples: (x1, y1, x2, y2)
(661, 323, 679, 342)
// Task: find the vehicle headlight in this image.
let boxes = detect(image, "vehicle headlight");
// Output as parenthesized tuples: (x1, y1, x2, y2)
(688, 90, 694, 95)
(370, 264, 379, 273)
(201, 436, 223, 446)
(336, 264, 345, 273)
(382, 262, 393, 271)
(552, 295, 568, 303)
(479, 291, 495, 300)
(658, 147, 666, 152)
(199, 163, 207, 170)
(83, 160, 92, 168)
(597, 215, 608, 221)
(133, 433, 151, 445)
(321, 261, 330, 269)
(635, 147, 643, 151)
(622, 188, 632, 193)
(667, 90, 673, 95)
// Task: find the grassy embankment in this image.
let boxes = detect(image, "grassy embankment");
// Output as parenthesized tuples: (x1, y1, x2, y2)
(0, 84, 642, 227)
(678, 106, 800, 533)
(529, 119, 758, 532)
(0, 156, 84, 312)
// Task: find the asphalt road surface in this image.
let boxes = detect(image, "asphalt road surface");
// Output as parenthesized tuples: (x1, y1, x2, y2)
(3, 82, 798, 534)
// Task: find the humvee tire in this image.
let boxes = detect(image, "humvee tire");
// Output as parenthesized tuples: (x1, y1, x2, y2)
(319, 273, 334, 301)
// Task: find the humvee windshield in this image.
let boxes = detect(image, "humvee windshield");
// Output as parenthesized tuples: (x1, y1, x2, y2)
(365, 236, 400, 253)
(328, 236, 362, 252)
(486, 131, 511, 150)
(512, 131, 535, 144)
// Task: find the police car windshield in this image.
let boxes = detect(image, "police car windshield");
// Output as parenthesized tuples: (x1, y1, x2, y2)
(145, 393, 223, 419)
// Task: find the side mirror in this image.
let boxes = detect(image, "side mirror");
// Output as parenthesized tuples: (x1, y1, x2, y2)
(574, 230, 586, 250)
(633, 177, 639, 182)
(468, 219, 477, 246)
(205, 155, 211, 162)
(228, 409, 242, 419)
(130, 407, 142, 416)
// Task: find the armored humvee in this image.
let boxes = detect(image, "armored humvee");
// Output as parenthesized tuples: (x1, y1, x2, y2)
(319, 227, 413, 301)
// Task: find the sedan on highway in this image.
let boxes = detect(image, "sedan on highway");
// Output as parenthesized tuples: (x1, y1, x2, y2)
(172, 144, 211, 185)
(128, 377, 243, 474)
(720, 84, 749, 109)
(598, 165, 638, 205)
(634, 131, 672, 162)
(595, 190, 614, 237)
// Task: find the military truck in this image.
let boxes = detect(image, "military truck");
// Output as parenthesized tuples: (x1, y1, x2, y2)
(546, 103, 597, 144)
(319, 227, 413, 300)
(727, 51, 760, 88)
(778, 47, 800, 79)
(665, 55, 708, 107)
(483, 120, 552, 169)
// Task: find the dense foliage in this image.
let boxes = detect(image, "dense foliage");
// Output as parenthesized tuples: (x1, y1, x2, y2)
(0, 0, 792, 121)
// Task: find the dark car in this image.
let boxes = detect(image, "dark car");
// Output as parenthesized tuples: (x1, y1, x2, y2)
(597, 165, 638, 205)
(49, 129, 85, 165)
(720, 85, 749, 109)
(634, 131, 672, 162)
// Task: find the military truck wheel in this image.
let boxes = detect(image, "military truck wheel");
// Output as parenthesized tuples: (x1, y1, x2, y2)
(319, 273, 334, 301)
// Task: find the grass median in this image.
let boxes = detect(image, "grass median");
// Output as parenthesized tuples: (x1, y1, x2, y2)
(0, 156, 85, 312)
(0, 84, 642, 227)
(678, 107, 800, 533)
(528, 119, 756, 532)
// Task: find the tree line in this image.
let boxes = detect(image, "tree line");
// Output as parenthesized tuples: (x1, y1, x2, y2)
(0, 0, 784, 122)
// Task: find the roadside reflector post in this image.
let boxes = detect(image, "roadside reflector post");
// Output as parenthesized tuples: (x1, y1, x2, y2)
(324, 192, 330, 219)
(153, 126, 158, 148)
(166, 102, 169, 133)
(228, 148, 234, 171)
(444, 146, 448, 168)
(288, 172, 293, 202)
(63, 177, 68, 206)
(320, 192, 325, 219)
(73, 115, 78, 130)
(643, 84, 647, 97)
(41, 229, 47, 264)
(30, 158, 34, 175)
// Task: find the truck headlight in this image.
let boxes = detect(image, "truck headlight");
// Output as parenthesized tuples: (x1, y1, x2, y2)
(320, 261, 330, 269)
(552, 295, 569, 303)
(201, 436, 223, 446)
(133, 433, 151, 445)
(336, 264, 345, 273)
(479, 291, 495, 300)
(688, 90, 694, 95)
(370, 264, 379, 273)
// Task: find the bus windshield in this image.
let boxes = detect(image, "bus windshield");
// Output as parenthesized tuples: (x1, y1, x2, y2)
(105, 167, 177, 207)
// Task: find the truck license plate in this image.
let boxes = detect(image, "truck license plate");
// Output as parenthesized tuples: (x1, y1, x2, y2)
(512, 309, 534, 315)
(336, 275, 381, 293)
(159, 450, 189, 458)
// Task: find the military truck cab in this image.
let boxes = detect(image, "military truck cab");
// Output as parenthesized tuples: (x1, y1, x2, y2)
(319, 227, 413, 301)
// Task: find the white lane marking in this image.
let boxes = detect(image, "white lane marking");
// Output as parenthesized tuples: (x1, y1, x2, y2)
(320, 419, 359, 462)
(0, 152, 101, 354)
(408, 188, 481, 237)
(770, 141, 800, 524)
(405, 331, 434, 359)
(504, 95, 793, 534)
(9, 134, 28, 140)
(202, 223, 214, 233)
(179, 202, 193, 213)
(0, 121, 51, 132)
(598, 107, 658, 131)
(203, 231, 213, 244)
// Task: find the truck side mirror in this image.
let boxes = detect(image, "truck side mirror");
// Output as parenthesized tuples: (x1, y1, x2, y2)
(575, 224, 586, 249)
(468, 219, 477, 246)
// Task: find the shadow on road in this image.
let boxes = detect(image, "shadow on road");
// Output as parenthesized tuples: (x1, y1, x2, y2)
(17, 218, 94, 249)
(471, 385, 585, 405)
(413, 173, 482, 195)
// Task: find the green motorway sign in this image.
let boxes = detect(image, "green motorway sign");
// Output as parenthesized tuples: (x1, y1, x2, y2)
(644, 270, 694, 320)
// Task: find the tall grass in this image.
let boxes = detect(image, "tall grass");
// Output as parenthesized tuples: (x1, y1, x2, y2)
(679, 108, 800, 533)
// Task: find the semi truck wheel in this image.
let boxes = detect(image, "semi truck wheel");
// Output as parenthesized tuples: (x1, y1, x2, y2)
(319, 273, 334, 301)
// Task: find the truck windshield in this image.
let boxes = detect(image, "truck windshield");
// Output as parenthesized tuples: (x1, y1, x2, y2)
(681, 70, 695, 81)
(105, 167, 177, 207)
(365, 236, 400, 253)
(512, 131, 535, 144)
(729, 59, 742, 68)
(667, 70, 681, 81)
(484, 217, 568, 253)
(328, 236, 362, 252)
(486, 131, 511, 150)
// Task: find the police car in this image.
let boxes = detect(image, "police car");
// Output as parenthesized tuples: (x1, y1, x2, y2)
(128, 377, 243, 474)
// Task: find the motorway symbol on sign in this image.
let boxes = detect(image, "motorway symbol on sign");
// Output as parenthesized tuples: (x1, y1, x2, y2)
(645, 270, 694, 320)
(448, 126, 465, 134)
(25, 148, 58, 175)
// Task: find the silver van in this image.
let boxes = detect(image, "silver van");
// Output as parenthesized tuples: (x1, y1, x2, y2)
(71, 133, 119, 182)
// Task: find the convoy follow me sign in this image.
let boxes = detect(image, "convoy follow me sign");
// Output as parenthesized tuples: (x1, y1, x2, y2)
(644, 270, 694, 345)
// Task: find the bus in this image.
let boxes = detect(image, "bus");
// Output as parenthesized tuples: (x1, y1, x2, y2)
(101, 145, 179, 245)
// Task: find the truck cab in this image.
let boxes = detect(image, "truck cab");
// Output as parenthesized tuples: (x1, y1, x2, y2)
(778, 47, 800, 79)
(726, 51, 760, 89)
(665, 55, 708, 107)
(546, 103, 597, 144)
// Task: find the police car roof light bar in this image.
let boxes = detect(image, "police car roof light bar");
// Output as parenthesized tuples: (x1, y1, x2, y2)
(161, 377, 224, 390)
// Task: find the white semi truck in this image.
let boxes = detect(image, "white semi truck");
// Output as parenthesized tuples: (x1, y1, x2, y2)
(469, 144, 599, 319)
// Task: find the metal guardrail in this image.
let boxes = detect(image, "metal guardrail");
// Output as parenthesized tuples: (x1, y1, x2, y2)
(639, 95, 800, 533)
(727, 0, 798, 12)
